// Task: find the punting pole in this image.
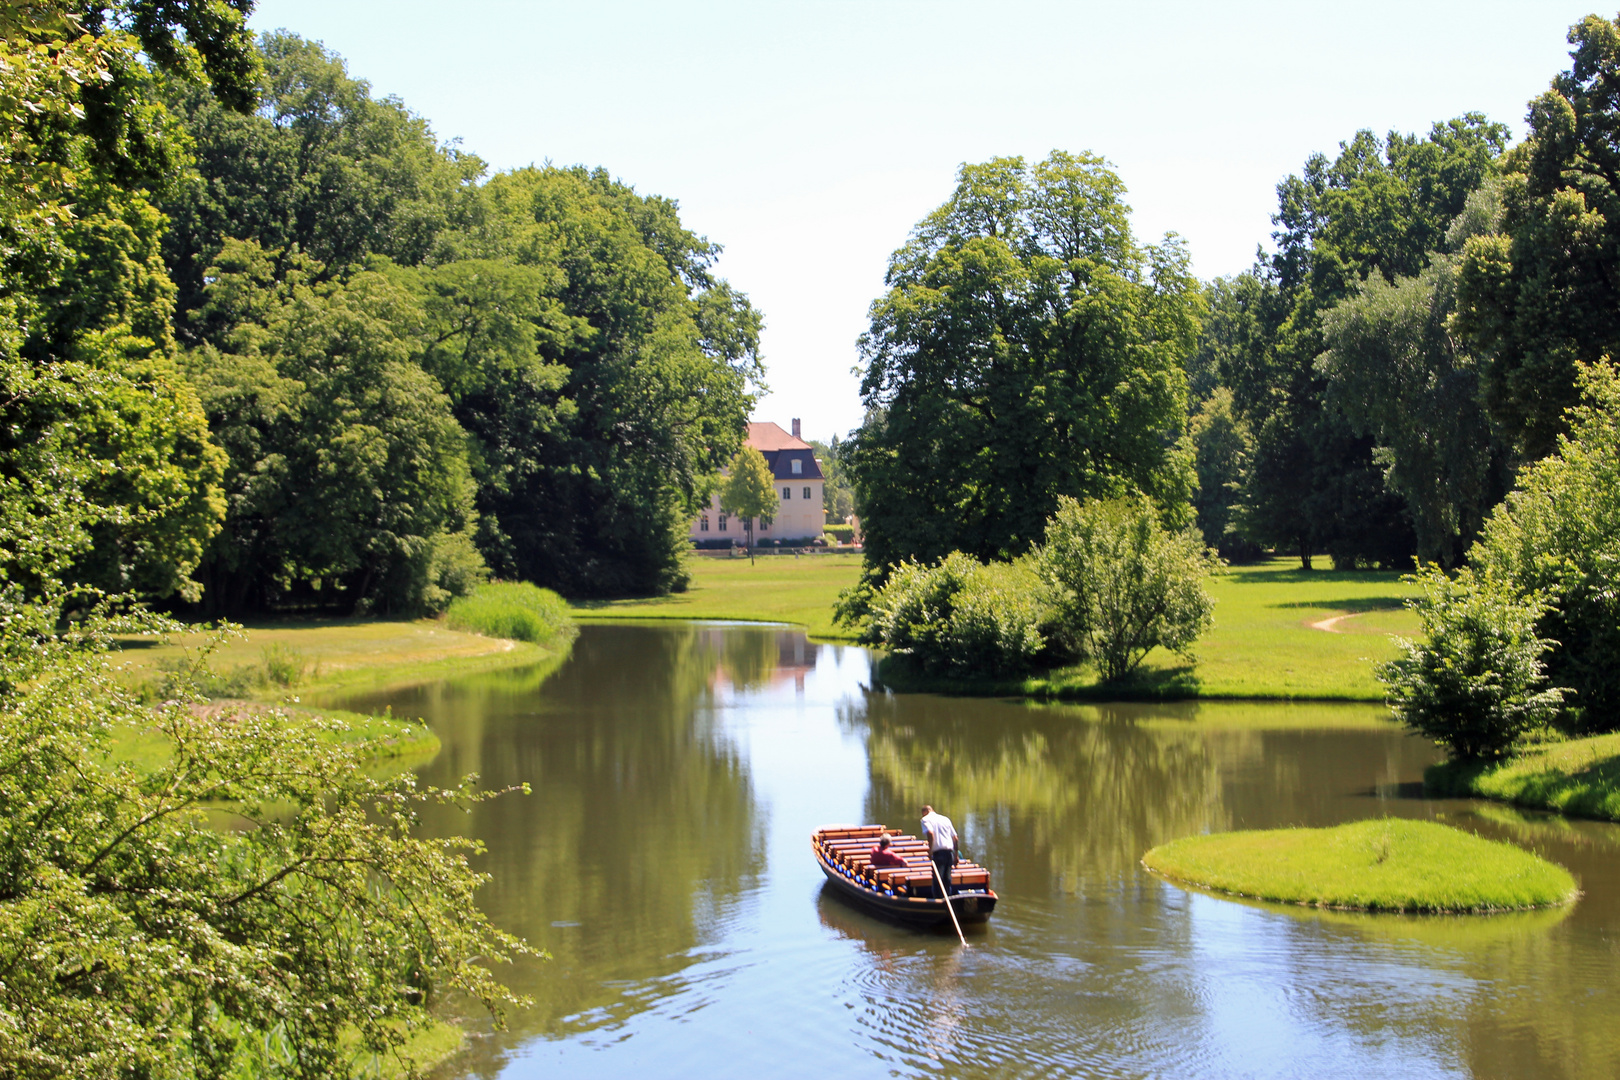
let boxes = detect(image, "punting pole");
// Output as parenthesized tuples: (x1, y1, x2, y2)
(930, 857, 969, 948)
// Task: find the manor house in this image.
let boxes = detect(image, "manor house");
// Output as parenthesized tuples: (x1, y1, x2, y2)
(691, 420, 825, 545)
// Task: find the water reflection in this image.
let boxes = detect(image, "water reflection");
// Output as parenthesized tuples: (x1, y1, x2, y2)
(336, 623, 1620, 1080)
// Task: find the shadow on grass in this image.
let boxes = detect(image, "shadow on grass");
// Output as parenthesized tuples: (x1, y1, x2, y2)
(871, 656, 1203, 702)
(1221, 567, 1408, 586)
(1272, 596, 1409, 611)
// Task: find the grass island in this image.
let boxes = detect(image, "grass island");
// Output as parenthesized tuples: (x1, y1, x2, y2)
(1142, 819, 1579, 913)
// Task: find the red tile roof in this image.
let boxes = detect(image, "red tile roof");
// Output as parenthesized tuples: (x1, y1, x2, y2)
(746, 421, 812, 451)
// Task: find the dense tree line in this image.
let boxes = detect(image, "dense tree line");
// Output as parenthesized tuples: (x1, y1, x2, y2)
(8, 25, 762, 616)
(843, 13, 1620, 741)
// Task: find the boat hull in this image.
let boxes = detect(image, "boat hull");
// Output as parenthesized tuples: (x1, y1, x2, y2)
(814, 843, 997, 927)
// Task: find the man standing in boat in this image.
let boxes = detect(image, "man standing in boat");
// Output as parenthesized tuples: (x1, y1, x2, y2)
(920, 805, 959, 897)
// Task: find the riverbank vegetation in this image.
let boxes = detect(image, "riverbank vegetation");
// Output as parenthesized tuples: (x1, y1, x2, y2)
(1143, 819, 1579, 912)
(1426, 733, 1620, 822)
(446, 582, 576, 646)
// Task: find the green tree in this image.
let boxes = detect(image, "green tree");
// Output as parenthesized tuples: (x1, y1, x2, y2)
(1186, 388, 1256, 559)
(720, 444, 776, 561)
(1036, 496, 1219, 683)
(0, 2, 255, 602)
(847, 151, 1201, 580)
(1378, 566, 1565, 760)
(1319, 220, 1512, 569)
(1455, 14, 1620, 459)
(184, 241, 486, 615)
(1467, 359, 1620, 731)
(1224, 118, 1508, 569)
(459, 165, 762, 596)
(160, 31, 485, 329)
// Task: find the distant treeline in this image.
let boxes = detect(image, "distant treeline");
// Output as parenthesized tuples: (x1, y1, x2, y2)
(10, 30, 762, 616)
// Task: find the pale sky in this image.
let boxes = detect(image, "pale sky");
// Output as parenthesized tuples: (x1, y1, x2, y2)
(247, 0, 1593, 441)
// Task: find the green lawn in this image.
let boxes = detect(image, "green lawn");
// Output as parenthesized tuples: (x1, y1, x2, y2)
(569, 551, 867, 640)
(1427, 732, 1620, 822)
(1143, 819, 1579, 912)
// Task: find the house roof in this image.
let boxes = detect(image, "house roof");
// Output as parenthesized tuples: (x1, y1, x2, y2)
(746, 421, 811, 452)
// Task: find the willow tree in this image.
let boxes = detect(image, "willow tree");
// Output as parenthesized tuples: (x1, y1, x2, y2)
(844, 152, 1202, 579)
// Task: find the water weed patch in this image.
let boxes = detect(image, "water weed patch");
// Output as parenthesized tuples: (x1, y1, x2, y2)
(447, 581, 575, 646)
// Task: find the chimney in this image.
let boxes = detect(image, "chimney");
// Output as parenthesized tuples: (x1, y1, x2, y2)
(791, 418, 801, 439)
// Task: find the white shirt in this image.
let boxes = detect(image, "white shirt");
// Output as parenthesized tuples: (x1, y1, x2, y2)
(921, 811, 957, 853)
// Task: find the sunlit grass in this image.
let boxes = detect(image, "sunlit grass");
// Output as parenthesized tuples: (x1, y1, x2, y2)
(108, 703, 441, 771)
(1143, 818, 1578, 912)
(569, 552, 866, 640)
(1427, 732, 1620, 822)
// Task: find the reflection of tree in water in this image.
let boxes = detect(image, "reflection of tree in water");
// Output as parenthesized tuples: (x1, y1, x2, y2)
(850, 693, 1233, 894)
(365, 624, 764, 1071)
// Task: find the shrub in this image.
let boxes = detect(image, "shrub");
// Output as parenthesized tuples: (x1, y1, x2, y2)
(1377, 566, 1567, 760)
(1037, 496, 1219, 683)
(445, 581, 575, 646)
(864, 552, 1045, 676)
(1467, 360, 1620, 731)
(824, 524, 855, 543)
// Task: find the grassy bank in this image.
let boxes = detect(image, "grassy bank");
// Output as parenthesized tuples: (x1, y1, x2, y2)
(1426, 733, 1620, 822)
(112, 591, 576, 765)
(570, 552, 866, 640)
(1143, 819, 1579, 912)
(115, 616, 561, 701)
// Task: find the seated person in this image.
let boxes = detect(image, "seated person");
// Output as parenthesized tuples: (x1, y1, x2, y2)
(869, 835, 908, 868)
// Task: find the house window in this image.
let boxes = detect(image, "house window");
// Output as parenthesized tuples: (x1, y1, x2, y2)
(782, 486, 791, 499)
(803, 487, 811, 500)
(718, 514, 728, 532)
(700, 515, 709, 532)
(761, 516, 772, 530)
(791, 458, 803, 475)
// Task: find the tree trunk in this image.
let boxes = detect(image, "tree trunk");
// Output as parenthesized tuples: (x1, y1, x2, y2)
(1299, 536, 1313, 571)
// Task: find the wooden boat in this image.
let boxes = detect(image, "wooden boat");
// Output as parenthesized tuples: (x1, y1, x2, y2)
(812, 824, 997, 928)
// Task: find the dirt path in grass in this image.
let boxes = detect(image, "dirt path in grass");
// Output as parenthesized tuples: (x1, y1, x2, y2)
(1308, 613, 1362, 633)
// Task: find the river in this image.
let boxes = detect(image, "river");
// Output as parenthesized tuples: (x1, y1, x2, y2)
(331, 622, 1620, 1079)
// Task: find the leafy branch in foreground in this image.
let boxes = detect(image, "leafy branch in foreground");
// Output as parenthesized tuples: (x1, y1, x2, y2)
(0, 597, 538, 1079)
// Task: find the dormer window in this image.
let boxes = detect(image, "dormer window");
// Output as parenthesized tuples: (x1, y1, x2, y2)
(791, 458, 803, 475)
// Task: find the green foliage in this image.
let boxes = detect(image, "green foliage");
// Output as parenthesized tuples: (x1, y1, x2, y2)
(1466, 360, 1620, 731)
(1378, 566, 1566, 760)
(1454, 14, 1620, 458)
(183, 242, 486, 616)
(846, 151, 1201, 577)
(1186, 387, 1258, 559)
(1144, 819, 1578, 912)
(1037, 496, 1219, 683)
(0, 595, 534, 1078)
(1224, 117, 1507, 569)
(446, 581, 575, 647)
(1319, 241, 1511, 568)
(720, 445, 776, 555)
(807, 436, 856, 522)
(863, 552, 1046, 677)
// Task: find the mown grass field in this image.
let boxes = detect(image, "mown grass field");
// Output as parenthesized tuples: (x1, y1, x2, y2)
(1427, 733, 1620, 822)
(569, 551, 867, 640)
(1142, 818, 1579, 912)
(573, 554, 1421, 700)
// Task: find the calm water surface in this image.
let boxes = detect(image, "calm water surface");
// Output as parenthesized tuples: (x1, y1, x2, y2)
(333, 623, 1620, 1079)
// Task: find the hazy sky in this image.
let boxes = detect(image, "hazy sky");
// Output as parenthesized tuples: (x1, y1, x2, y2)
(248, 1, 1593, 440)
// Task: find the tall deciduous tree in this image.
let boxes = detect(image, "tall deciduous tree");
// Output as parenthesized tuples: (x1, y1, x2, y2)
(720, 445, 776, 561)
(1455, 13, 1620, 460)
(847, 151, 1201, 579)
